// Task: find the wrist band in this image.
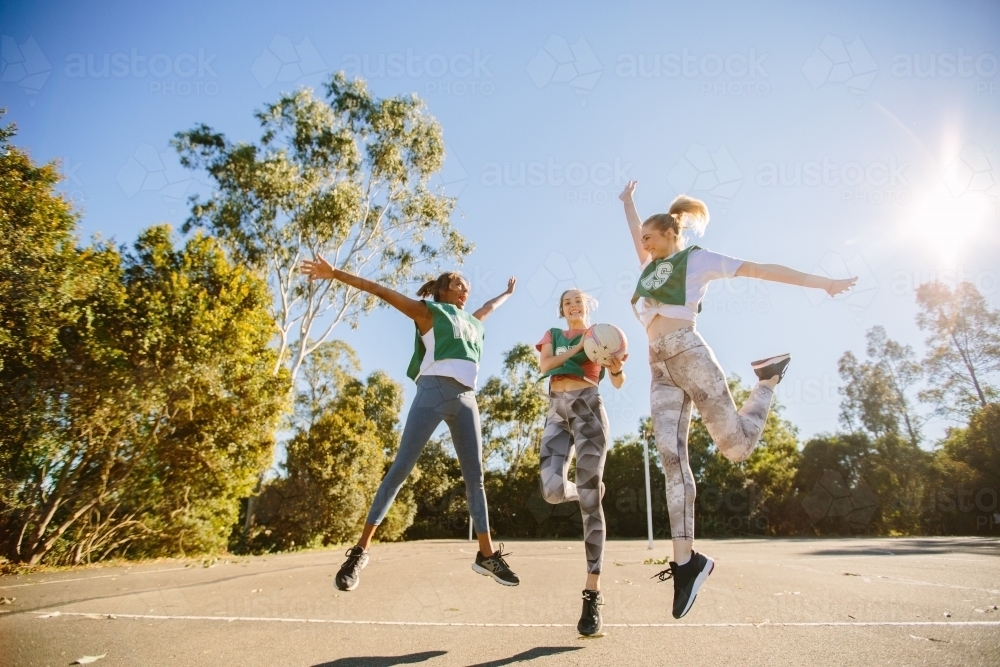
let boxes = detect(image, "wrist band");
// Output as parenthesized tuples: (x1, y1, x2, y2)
(611, 370, 623, 377)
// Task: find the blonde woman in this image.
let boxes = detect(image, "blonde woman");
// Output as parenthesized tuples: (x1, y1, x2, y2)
(536, 289, 626, 635)
(618, 181, 856, 619)
(301, 257, 520, 590)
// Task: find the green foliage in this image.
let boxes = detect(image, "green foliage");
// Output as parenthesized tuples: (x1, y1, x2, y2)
(173, 74, 471, 384)
(249, 364, 409, 551)
(916, 281, 1000, 417)
(838, 326, 923, 445)
(116, 227, 290, 558)
(924, 404, 1000, 534)
(404, 437, 469, 540)
(0, 121, 288, 564)
(602, 428, 670, 538)
(477, 343, 548, 476)
(689, 377, 801, 536)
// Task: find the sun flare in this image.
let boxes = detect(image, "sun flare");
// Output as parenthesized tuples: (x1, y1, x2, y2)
(903, 185, 997, 263)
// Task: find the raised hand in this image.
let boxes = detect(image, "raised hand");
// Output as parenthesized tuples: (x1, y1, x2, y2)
(619, 180, 637, 202)
(300, 255, 336, 281)
(505, 276, 517, 295)
(826, 276, 858, 297)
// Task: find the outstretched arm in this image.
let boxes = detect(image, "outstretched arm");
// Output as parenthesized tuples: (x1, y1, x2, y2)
(735, 261, 858, 296)
(301, 255, 432, 329)
(619, 180, 650, 265)
(473, 277, 516, 321)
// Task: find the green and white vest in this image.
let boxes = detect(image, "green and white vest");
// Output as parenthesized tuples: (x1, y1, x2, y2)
(406, 301, 485, 381)
(540, 328, 605, 382)
(631, 245, 703, 313)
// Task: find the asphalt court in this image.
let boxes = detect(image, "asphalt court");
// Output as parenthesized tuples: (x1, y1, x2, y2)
(2, 537, 999, 666)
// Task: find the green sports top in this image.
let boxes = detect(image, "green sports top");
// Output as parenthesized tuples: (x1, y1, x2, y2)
(540, 328, 605, 382)
(631, 245, 702, 313)
(406, 301, 485, 382)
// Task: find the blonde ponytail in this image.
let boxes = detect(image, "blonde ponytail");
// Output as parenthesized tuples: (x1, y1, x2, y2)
(642, 194, 710, 248)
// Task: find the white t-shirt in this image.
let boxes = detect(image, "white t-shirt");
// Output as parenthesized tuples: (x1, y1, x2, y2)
(635, 248, 745, 327)
(417, 328, 479, 390)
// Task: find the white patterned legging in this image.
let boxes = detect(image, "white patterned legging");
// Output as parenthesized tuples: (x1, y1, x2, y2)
(649, 327, 774, 540)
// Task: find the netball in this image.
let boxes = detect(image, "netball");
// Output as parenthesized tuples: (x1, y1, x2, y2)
(583, 323, 628, 366)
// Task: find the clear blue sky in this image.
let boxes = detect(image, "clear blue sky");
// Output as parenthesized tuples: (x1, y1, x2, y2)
(3, 0, 999, 447)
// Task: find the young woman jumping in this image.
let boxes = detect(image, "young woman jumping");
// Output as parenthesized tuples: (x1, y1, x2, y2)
(300, 256, 520, 590)
(536, 289, 627, 636)
(618, 181, 857, 619)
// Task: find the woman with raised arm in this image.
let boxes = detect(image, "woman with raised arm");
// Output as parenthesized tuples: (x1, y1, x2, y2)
(536, 288, 627, 636)
(618, 181, 857, 620)
(300, 257, 520, 590)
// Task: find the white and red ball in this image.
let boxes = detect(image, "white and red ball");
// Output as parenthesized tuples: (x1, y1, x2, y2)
(583, 323, 628, 366)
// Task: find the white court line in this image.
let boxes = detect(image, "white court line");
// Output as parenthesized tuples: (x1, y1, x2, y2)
(0, 567, 191, 590)
(31, 611, 1000, 629)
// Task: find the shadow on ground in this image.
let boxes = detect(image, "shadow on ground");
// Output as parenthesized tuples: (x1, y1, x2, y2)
(805, 538, 1000, 558)
(466, 646, 583, 666)
(312, 650, 447, 667)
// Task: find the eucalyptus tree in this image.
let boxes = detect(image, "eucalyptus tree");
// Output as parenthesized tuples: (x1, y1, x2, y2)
(838, 326, 924, 446)
(915, 281, 1000, 418)
(173, 73, 471, 382)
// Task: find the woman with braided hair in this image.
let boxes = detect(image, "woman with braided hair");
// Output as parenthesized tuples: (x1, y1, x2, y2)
(301, 257, 520, 590)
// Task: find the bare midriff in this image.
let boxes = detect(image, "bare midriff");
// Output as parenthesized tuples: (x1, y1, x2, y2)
(549, 376, 597, 393)
(645, 313, 695, 341)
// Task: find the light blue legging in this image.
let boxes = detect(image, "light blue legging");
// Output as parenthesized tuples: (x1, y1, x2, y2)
(366, 374, 490, 535)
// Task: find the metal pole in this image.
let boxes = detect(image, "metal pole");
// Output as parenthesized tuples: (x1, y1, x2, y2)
(642, 433, 654, 550)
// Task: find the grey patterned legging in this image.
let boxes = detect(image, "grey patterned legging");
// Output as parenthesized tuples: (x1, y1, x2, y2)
(649, 327, 774, 541)
(539, 387, 609, 574)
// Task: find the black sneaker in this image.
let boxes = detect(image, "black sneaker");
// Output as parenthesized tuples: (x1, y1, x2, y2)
(651, 551, 715, 619)
(751, 354, 791, 383)
(335, 546, 369, 591)
(472, 544, 520, 586)
(577, 589, 604, 636)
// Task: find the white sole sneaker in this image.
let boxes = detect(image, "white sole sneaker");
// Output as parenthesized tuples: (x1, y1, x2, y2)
(751, 354, 791, 382)
(335, 552, 368, 592)
(471, 562, 519, 586)
(677, 556, 714, 618)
